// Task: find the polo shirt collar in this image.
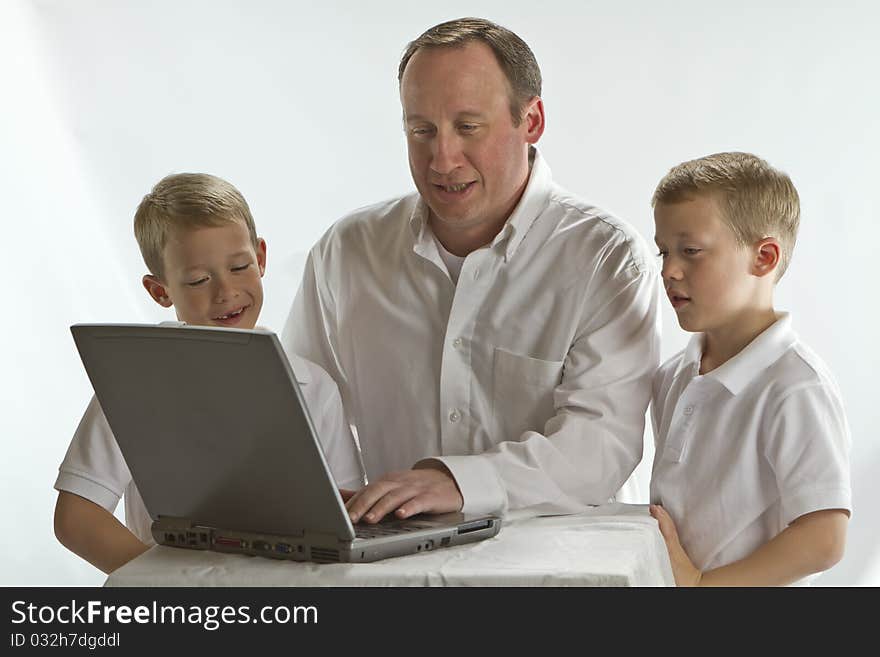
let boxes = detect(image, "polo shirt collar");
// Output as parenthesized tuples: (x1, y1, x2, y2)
(675, 312, 797, 395)
(408, 147, 553, 261)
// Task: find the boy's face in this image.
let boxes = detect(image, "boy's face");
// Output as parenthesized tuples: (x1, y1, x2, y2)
(653, 195, 758, 334)
(143, 220, 266, 329)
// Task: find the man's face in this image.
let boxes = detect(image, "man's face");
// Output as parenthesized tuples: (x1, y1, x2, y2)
(653, 195, 758, 334)
(400, 41, 542, 240)
(149, 220, 266, 329)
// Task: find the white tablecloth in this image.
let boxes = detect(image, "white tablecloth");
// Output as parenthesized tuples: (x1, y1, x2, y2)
(105, 503, 674, 587)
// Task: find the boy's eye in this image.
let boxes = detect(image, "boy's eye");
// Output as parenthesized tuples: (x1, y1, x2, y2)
(683, 248, 702, 256)
(231, 264, 250, 272)
(187, 277, 208, 287)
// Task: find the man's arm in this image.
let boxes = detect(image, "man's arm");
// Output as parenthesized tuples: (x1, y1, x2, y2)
(651, 504, 848, 586)
(54, 491, 149, 574)
(349, 253, 662, 523)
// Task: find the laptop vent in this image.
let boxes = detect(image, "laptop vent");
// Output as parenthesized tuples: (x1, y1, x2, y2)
(310, 548, 340, 564)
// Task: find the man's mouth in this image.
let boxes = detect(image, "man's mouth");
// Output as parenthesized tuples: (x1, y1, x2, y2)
(434, 181, 476, 194)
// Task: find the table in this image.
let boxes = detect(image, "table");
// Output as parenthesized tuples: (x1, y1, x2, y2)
(105, 502, 674, 587)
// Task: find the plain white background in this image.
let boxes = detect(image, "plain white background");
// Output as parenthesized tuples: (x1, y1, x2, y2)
(2, 0, 877, 585)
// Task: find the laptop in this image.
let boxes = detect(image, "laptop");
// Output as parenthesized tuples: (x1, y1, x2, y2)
(70, 323, 501, 563)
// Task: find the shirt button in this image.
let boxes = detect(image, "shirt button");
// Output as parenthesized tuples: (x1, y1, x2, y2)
(683, 405, 694, 416)
(452, 338, 463, 349)
(449, 409, 461, 423)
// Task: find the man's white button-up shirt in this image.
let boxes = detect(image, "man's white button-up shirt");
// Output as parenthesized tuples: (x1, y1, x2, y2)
(284, 150, 662, 515)
(650, 313, 852, 574)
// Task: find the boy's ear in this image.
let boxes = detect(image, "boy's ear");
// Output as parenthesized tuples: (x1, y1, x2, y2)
(256, 238, 267, 277)
(142, 275, 173, 308)
(752, 238, 781, 278)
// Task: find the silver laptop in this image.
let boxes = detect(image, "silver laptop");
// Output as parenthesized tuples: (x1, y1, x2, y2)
(70, 323, 501, 563)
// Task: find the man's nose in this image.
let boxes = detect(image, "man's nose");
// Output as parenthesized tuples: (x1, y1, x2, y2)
(430, 130, 464, 176)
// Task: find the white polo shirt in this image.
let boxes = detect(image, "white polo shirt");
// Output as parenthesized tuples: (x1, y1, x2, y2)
(284, 149, 662, 515)
(55, 352, 365, 545)
(650, 313, 852, 574)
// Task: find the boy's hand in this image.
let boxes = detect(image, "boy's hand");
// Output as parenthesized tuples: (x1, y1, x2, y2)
(650, 504, 702, 587)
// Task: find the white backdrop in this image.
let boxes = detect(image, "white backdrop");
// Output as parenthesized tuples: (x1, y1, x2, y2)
(2, 0, 877, 585)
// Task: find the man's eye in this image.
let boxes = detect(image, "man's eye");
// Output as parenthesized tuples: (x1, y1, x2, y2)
(683, 248, 702, 256)
(459, 123, 478, 133)
(409, 126, 433, 137)
(187, 278, 208, 287)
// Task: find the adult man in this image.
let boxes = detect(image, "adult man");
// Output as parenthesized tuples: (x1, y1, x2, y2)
(283, 17, 661, 523)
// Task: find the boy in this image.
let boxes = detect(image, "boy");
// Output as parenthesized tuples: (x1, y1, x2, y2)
(54, 173, 365, 574)
(648, 152, 851, 586)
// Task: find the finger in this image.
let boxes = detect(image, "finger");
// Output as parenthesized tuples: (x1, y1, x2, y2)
(361, 487, 422, 524)
(339, 488, 357, 502)
(395, 482, 463, 518)
(650, 505, 679, 543)
(347, 481, 403, 522)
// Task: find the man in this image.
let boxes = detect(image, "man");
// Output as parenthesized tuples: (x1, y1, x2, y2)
(283, 17, 661, 524)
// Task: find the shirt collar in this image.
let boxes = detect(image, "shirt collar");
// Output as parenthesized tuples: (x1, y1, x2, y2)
(408, 147, 553, 261)
(674, 312, 797, 395)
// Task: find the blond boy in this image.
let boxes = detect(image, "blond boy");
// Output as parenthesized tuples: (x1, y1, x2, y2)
(648, 152, 851, 586)
(54, 173, 364, 574)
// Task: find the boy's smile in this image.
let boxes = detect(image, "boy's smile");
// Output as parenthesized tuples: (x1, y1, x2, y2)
(144, 220, 266, 329)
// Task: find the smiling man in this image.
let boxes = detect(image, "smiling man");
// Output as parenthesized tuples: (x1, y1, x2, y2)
(284, 17, 662, 523)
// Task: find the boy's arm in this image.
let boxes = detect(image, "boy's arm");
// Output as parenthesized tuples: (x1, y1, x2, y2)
(54, 491, 150, 574)
(651, 505, 848, 586)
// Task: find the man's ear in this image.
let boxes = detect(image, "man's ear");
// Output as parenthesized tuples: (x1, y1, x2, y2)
(753, 238, 781, 278)
(142, 275, 173, 308)
(256, 238, 267, 277)
(521, 96, 545, 145)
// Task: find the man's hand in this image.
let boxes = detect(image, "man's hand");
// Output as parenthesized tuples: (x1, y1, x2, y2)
(344, 461, 463, 524)
(650, 504, 702, 587)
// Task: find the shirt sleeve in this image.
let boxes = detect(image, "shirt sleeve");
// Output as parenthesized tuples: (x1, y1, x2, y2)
(282, 246, 355, 429)
(438, 254, 663, 515)
(314, 373, 366, 491)
(54, 395, 132, 512)
(763, 382, 852, 526)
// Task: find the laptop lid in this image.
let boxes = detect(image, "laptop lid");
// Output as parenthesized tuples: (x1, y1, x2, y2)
(70, 323, 357, 542)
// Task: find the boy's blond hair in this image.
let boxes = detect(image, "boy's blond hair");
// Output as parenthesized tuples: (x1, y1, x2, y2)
(651, 152, 800, 280)
(133, 173, 258, 280)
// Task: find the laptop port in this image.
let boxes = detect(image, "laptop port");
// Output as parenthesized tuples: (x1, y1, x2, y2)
(274, 543, 292, 554)
(165, 533, 176, 543)
(457, 519, 493, 535)
(252, 540, 271, 551)
(214, 536, 243, 548)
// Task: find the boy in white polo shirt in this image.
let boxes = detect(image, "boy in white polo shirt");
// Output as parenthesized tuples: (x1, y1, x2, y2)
(648, 152, 851, 586)
(54, 173, 364, 574)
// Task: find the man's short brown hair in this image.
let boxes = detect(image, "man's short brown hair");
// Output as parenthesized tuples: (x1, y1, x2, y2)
(652, 152, 800, 280)
(398, 17, 542, 126)
(133, 173, 258, 280)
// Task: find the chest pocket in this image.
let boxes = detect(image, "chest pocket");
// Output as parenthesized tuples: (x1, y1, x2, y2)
(492, 347, 563, 441)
